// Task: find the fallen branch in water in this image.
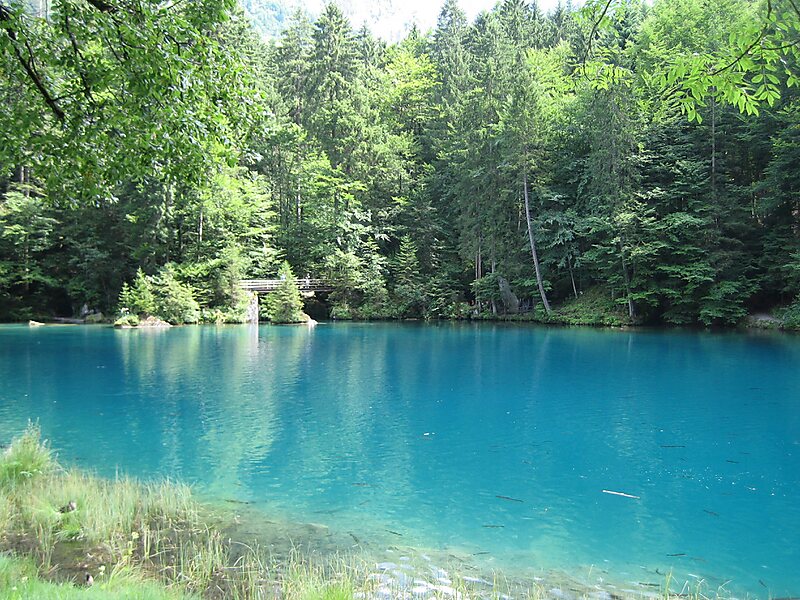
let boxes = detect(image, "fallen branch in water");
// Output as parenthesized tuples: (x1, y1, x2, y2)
(602, 489, 640, 499)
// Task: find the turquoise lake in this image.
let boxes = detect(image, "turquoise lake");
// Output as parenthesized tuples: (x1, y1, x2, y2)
(1, 323, 798, 597)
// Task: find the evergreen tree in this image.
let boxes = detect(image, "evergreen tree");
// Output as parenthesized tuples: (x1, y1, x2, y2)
(265, 261, 305, 323)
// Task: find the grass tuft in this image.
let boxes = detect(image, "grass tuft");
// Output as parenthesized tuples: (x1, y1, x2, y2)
(0, 423, 53, 489)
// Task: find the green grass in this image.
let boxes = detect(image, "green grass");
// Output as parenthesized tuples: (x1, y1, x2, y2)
(0, 555, 197, 600)
(471, 287, 633, 327)
(550, 287, 633, 326)
(0, 425, 380, 600)
(0, 425, 54, 490)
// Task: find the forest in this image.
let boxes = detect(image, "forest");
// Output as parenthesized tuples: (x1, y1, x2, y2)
(1, 0, 799, 327)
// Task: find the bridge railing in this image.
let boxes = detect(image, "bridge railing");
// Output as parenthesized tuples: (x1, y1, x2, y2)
(240, 279, 333, 292)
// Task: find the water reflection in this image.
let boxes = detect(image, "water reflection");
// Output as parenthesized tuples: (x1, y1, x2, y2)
(0, 323, 798, 597)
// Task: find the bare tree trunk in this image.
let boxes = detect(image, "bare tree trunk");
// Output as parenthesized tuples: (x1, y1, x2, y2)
(490, 253, 497, 315)
(568, 256, 578, 299)
(618, 239, 635, 319)
(523, 170, 551, 314)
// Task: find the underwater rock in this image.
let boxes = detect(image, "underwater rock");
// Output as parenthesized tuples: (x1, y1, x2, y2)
(435, 585, 457, 596)
(463, 576, 492, 587)
(411, 585, 431, 596)
(377, 562, 399, 571)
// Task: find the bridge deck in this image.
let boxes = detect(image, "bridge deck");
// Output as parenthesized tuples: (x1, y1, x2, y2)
(240, 279, 333, 293)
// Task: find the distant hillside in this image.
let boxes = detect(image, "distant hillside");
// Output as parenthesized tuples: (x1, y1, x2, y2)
(238, 0, 296, 38)
(238, 0, 437, 41)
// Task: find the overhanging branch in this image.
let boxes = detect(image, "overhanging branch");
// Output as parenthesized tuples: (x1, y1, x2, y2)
(1, 4, 66, 121)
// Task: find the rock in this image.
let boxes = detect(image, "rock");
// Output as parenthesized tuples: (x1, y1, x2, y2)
(498, 277, 520, 314)
(28, 320, 44, 327)
(434, 585, 457, 597)
(80, 303, 90, 318)
(137, 316, 172, 328)
(745, 313, 782, 329)
(411, 585, 432, 596)
(463, 577, 492, 587)
(84, 312, 105, 324)
(245, 292, 259, 324)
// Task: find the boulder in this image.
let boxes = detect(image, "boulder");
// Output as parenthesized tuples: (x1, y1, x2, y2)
(84, 312, 105, 324)
(138, 316, 172, 328)
(498, 276, 520, 314)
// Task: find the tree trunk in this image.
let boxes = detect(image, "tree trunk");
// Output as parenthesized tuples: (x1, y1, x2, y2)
(522, 170, 551, 314)
(618, 239, 635, 319)
(568, 256, 578, 299)
(490, 253, 497, 315)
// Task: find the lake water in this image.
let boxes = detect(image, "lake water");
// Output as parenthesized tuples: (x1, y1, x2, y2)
(1, 323, 798, 597)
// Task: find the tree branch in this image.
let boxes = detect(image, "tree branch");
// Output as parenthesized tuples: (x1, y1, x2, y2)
(581, 0, 614, 68)
(83, 0, 118, 13)
(64, 8, 96, 105)
(1, 5, 66, 121)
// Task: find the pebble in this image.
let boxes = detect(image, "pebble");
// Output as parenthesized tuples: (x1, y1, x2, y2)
(435, 584, 457, 597)
(377, 562, 399, 571)
(411, 585, 431, 596)
(393, 571, 412, 588)
(463, 576, 492, 586)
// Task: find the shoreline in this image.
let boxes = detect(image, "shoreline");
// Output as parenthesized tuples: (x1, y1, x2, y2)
(3, 316, 798, 335)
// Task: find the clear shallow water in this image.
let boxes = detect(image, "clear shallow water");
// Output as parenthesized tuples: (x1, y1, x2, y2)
(1, 323, 798, 597)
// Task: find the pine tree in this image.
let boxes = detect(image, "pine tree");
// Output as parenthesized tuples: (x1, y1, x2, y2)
(265, 261, 305, 323)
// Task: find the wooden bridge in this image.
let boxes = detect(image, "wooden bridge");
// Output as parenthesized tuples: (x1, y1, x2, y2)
(239, 278, 334, 293)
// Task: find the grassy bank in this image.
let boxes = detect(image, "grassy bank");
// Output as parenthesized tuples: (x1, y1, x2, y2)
(0, 425, 368, 600)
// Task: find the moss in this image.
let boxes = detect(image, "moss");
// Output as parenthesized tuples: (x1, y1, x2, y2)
(114, 314, 140, 328)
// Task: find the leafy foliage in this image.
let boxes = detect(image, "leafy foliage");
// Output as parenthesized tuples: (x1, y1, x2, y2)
(264, 261, 305, 323)
(2, 0, 799, 329)
(117, 266, 199, 324)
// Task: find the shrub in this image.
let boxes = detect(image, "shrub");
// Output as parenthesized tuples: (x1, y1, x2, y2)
(118, 269, 156, 317)
(151, 266, 200, 324)
(782, 298, 800, 330)
(114, 313, 140, 327)
(117, 266, 200, 325)
(265, 262, 305, 323)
